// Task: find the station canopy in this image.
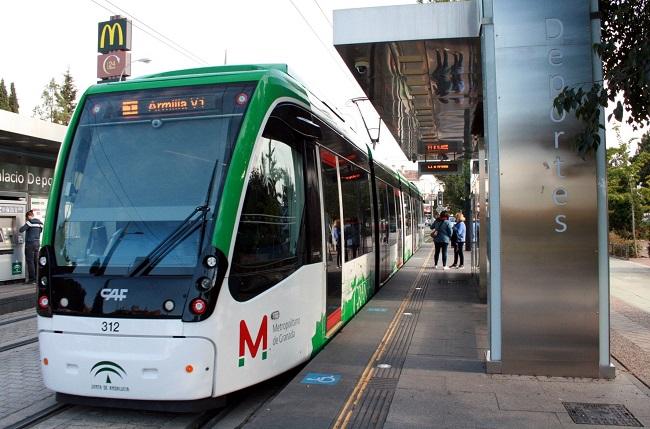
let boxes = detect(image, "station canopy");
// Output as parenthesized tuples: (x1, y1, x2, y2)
(334, 1, 482, 163)
(0, 110, 65, 160)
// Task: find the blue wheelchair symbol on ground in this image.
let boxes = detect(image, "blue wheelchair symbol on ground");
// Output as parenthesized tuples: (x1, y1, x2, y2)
(301, 372, 341, 385)
(366, 307, 387, 312)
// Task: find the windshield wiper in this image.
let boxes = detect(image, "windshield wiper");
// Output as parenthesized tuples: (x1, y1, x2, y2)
(128, 157, 221, 277)
(128, 205, 209, 277)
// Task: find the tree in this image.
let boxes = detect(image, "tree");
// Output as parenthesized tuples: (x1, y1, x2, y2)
(32, 78, 60, 123)
(632, 132, 650, 189)
(56, 68, 77, 125)
(554, 0, 650, 156)
(438, 159, 470, 213)
(32, 69, 78, 125)
(0, 79, 8, 111)
(607, 128, 650, 247)
(8, 82, 19, 113)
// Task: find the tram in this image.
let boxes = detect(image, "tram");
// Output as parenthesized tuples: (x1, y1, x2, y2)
(36, 64, 424, 408)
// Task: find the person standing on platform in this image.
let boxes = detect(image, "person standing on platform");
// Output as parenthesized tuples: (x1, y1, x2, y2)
(450, 212, 466, 269)
(430, 210, 453, 270)
(19, 210, 43, 284)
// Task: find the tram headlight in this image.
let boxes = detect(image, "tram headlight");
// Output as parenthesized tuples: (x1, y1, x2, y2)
(38, 295, 49, 309)
(204, 255, 218, 268)
(59, 297, 69, 308)
(190, 298, 207, 315)
(39, 256, 47, 267)
(163, 300, 175, 312)
(40, 276, 48, 287)
(197, 277, 213, 291)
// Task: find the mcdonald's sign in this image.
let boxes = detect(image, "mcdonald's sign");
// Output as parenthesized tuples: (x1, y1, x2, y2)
(97, 18, 131, 53)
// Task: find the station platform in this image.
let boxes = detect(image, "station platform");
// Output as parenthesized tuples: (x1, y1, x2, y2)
(245, 243, 650, 429)
(0, 282, 35, 315)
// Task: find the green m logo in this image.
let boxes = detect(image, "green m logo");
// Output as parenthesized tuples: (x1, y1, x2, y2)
(90, 361, 127, 384)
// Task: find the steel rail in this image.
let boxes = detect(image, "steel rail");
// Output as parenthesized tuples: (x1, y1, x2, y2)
(0, 314, 36, 327)
(4, 403, 72, 429)
(0, 337, 38, 353)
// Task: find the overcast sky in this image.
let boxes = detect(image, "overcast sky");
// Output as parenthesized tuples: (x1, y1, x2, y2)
(0, 0, 644, 165)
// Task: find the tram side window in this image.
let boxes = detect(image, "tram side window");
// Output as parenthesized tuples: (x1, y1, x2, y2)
(229, 117, 306, 301)
(339, 159, 373, 260)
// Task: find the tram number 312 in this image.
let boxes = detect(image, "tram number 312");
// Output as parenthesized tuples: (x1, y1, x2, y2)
(101, 321, 120, 332)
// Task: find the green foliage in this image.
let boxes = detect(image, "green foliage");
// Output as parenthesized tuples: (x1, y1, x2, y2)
(633, 132, 650, 189)
(32, 68, 78, 125)
(32, 78, 60, 123)
(438, 159, 470, 213)
(57, 68, 77, 125)
(553, 0, 650, 155)
(607, 130, 650, 239)
(0, 79, 9, 111)
(8, 83, 19, 113)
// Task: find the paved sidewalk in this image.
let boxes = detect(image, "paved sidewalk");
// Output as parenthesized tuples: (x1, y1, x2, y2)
(610, 257, 650, 388)
(246, 246, 650, 428)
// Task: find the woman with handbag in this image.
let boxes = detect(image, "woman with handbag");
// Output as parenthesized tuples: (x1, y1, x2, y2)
(450, 212, 466, 269)
(430, 211, 453, 270)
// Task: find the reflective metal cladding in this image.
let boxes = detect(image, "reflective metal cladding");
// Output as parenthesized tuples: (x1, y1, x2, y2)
(334, 1, 482, 161)
(493, 0, 599, 377)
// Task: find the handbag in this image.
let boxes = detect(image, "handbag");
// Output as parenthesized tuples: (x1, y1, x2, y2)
(430, 220, 440, 238)
(451, 230, 458, 244)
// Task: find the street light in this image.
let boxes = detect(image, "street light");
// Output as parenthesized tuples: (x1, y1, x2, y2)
(120, 57, 152, 81)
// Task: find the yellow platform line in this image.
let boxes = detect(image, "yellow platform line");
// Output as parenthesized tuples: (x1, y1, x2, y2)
(332, 246, 434, 429)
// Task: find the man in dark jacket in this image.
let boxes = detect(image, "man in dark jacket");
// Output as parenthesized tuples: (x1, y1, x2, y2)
(19, 210, 43, 284)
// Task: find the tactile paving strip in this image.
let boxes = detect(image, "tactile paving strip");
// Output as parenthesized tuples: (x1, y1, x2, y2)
(342, 271, 433, 429)
(563, 402, 643, 427)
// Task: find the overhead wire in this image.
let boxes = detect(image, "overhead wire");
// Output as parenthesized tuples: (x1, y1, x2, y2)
(102, 0, 210, 65)
(287, 0, 351, 79)
(90, 0, 210, 66)
(312, 0, 333, 27)
(289, 0, 384, 147)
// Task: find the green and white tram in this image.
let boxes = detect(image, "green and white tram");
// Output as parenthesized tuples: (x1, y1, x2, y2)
(36, 64, 424, 408)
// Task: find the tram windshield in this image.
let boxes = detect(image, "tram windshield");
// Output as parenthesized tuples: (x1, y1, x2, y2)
(53, 83, 255, 275)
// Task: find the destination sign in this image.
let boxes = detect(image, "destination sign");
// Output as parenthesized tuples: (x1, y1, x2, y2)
(82, 84, 256, 125)
(120, 96, 209, 117)
(418, 140, 460, 154)
(418, 161, 460, 175)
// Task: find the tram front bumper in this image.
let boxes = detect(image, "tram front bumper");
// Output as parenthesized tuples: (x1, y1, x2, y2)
(39, 332, 215, 401)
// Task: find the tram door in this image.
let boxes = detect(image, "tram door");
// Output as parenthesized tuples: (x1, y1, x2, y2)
(394, 188, 403, 266)
(377, 181, 391, 283)
(320, 149, 342, 333)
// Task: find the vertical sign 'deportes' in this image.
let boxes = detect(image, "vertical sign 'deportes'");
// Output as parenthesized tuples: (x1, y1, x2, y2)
(493, 0, 599, 377)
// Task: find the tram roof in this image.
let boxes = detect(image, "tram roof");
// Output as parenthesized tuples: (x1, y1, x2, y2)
(81, 63, 420, 196)
(85, 64, 356, 139)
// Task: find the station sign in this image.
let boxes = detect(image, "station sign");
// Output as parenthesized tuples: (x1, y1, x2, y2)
(418, 161, 460, 175)
(97, 18, 132, 53)
(0, 162, 53, 194)
(418, 141, 461, 154)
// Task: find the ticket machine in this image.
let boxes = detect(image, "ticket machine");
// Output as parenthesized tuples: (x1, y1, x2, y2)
(0, 193, 27, 282)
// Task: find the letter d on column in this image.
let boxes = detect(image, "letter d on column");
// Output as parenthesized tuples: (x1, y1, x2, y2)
(545, 18, 564, 40)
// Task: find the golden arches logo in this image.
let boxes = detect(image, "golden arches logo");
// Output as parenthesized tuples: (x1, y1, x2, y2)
(99, 23, 124, 49)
